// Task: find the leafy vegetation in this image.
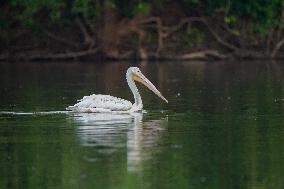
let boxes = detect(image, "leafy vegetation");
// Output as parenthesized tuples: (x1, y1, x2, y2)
(2, 0, 283, 32)
(1, 0, 284, 59)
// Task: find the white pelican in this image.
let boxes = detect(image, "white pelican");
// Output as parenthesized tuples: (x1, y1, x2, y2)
(66, 67, 168, 113)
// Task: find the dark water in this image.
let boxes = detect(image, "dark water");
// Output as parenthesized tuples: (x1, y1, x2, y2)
(0, 61, 283, 189)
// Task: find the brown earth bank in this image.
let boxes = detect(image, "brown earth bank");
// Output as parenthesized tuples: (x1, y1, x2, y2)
(1, 2, 284, 61)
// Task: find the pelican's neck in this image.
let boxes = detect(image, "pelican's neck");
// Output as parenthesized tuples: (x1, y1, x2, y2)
(126, 71, 142, 107)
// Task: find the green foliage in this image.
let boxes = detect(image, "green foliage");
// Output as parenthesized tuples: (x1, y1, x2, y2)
(10, 0, 65, 25)
(224, 15, 237, 24)
(1, 0, 284, 37)
(72, 0, 101, 19)
(205, 0, 284, 35)
(113, 0, 162, 17)
(133, 2, 151, 15)
(182, 27, 206, 50)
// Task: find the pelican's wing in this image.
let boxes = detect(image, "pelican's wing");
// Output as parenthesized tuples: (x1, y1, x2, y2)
(67, 94, 132, 113)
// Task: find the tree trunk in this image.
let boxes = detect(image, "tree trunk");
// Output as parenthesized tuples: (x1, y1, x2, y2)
(100, 1, 121, 58)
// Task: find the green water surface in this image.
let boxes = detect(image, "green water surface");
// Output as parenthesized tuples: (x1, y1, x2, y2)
(0, 61, 283, 189)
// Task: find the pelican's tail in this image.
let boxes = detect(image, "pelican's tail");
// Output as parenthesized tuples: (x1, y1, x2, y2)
(66, 106, 75, 111)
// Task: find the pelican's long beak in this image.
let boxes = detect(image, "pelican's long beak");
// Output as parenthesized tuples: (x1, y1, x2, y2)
(133, 72, 168, 103)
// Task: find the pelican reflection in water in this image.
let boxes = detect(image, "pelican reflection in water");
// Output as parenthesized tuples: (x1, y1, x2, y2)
(67, 67, 167, 113)
(72, 112, 167, 172)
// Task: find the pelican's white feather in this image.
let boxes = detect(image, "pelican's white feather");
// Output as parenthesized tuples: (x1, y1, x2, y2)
(67, 94, 132, 112)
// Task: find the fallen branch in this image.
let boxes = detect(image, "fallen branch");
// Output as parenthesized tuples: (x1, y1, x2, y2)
(0, 48, 99, 61)
(179, 49, 228, 60)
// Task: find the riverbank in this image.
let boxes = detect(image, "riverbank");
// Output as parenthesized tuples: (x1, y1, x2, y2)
(1, 1, 284, 61)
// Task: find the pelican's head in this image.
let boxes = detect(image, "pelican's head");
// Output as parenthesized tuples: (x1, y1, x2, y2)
(127, 67, 168, 103)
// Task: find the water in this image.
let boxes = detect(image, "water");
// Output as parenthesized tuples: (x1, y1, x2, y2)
(0, 61, 283, 189)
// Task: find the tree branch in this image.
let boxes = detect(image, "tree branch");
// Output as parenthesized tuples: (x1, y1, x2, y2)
(154, 17, 239, 52)
(75, 18, 95, 49)
(43, 30, 80, 48)
(271, 38, 284, 58)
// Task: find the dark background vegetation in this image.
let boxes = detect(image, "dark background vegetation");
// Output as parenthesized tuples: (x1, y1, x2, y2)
(1, 0, 284, 60)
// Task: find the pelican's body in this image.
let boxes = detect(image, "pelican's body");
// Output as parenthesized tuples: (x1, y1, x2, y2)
(66, 67, 167, 113)
(68, 94, 132, 112)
